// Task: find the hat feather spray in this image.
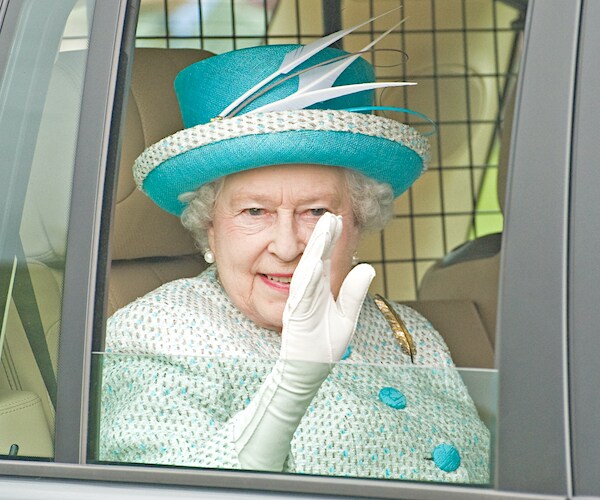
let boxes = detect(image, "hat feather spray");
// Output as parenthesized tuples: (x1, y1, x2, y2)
(220, 6, 410, 118)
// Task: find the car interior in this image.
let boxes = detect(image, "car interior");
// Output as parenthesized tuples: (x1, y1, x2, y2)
(0, 50, 87, 459)
(0, 0, 520, 467)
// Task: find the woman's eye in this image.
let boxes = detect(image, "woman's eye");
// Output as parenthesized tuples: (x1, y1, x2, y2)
(309, 208, 327, 217)
(246, 208, 265, 216)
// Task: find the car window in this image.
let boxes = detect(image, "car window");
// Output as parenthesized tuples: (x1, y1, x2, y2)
(91, 0, 525, 488)
(0, 0, 95, 459)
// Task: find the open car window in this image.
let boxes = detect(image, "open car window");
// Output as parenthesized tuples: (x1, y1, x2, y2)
(91, 0, 520, 489)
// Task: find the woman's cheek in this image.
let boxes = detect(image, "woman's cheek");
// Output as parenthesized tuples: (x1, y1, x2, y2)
(233, 214, 274, 233)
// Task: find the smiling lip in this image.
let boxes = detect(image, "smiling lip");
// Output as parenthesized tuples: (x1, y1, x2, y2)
(259, 273, 294, 292)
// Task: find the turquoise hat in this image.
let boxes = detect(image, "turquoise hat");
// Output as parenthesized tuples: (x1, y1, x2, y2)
(133, 44, 430, 216)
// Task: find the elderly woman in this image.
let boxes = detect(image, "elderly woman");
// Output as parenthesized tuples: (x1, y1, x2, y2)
(100, 38, 490, 484)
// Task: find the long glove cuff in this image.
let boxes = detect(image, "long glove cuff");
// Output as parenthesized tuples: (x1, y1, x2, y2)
(233, 359, 332, 471)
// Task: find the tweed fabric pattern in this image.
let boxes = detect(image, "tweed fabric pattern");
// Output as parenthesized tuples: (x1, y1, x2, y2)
(99, 266, 489, 483)
(133, 109, 430, 190)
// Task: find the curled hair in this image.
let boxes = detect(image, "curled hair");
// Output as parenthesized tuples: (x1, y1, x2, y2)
(179, 168, 394, 250)
(179, 178, 224, 251)
(344, 169, 394, 232)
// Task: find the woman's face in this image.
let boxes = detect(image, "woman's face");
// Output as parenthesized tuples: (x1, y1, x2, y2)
(207, 164, 361, 331)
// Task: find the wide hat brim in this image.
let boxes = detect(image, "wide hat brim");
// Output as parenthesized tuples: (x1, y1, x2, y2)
(134, 108, 430, 216)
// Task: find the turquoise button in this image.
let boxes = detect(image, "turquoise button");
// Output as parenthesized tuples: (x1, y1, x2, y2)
(378, 387, 406, 409)
(341, 345, 352, 360)
(432, 444, 461, 472)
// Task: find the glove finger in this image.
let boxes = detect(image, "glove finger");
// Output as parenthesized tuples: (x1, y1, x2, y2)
(287, 230, 325, 310)
(336, 263, 376, 322)
(287, 258, 324, 318)
(290, 213, 337, 291)
(286, 213, 339, 313)
(320, 214, 343, 262)
(301, 212, 337, 264)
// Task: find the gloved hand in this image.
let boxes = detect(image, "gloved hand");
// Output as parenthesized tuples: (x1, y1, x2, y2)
(281, 212, 376, 363)
(233, 212, 375, 471)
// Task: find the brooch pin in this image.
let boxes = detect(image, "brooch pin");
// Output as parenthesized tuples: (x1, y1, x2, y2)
(374, 294, 416, 363)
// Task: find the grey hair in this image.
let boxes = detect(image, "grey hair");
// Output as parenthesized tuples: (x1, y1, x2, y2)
(179, 177, 225, 251)
(179, 169, 394, 251)
(344, 169, 394, 232)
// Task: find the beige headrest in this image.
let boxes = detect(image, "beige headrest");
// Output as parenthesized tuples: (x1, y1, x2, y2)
(112, 48, 214, 261)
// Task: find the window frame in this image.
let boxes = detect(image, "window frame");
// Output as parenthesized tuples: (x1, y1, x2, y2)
(495, 0, 581, 495)
(50, 0, 135, 463)
(0, 0, 595, 498)
(567, 0, 600, 495)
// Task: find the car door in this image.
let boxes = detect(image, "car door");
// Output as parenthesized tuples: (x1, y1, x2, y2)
(0, 0, 598, 498)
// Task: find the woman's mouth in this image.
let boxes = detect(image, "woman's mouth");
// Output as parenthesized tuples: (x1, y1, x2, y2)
(264, 274, 292, 283)
(259, 273, 293, 291)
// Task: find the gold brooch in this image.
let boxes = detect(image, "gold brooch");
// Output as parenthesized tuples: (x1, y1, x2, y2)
(374, 294, 416, 363)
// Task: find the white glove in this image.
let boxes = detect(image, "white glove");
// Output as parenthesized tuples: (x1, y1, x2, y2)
(233, 213, 375, 471)
(281, 212, 376, 363)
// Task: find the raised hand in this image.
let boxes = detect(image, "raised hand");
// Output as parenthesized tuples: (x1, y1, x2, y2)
(235, 212, 375, 471)
(281, 212, 375, 363)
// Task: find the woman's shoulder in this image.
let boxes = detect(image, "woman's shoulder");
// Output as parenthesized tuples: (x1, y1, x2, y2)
(105, 266, 221, 353)
(109, 267, 215, 317)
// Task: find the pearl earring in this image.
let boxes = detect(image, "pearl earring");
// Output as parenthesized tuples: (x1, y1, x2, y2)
(204, 249, 215, 264)
(352, 253, 359, 266)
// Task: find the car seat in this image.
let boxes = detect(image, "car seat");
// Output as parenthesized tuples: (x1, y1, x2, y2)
(410, 86, 517, 368)
(107, 48, 214, 317)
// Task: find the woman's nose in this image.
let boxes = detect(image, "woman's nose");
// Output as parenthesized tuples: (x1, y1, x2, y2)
(267, 215, 306, 262)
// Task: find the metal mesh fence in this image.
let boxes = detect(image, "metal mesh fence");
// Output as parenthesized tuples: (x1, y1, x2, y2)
(135, 0, 525, 301)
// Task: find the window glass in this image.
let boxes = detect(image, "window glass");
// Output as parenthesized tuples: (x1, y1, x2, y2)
(95, 353, 495, 484)
(0, 0, 95, 460)
(95, 0, 525, 487)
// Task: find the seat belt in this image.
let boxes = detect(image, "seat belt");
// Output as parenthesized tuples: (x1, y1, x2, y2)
(3, 241, 58, 409)
(0, 257, 18, 368)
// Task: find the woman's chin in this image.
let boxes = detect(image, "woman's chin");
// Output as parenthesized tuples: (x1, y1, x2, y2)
(257, 308, 285, 333)
(241, 297, 285, 332)
(260, 301, 287, 331)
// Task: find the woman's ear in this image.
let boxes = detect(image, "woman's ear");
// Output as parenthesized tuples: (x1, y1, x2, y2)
(206, 224, 215, 250)
(203, 225, 216, 264)
(207, 225, 215, 254)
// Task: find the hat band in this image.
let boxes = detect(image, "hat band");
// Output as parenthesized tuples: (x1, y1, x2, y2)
(133, 109, 430, 191)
